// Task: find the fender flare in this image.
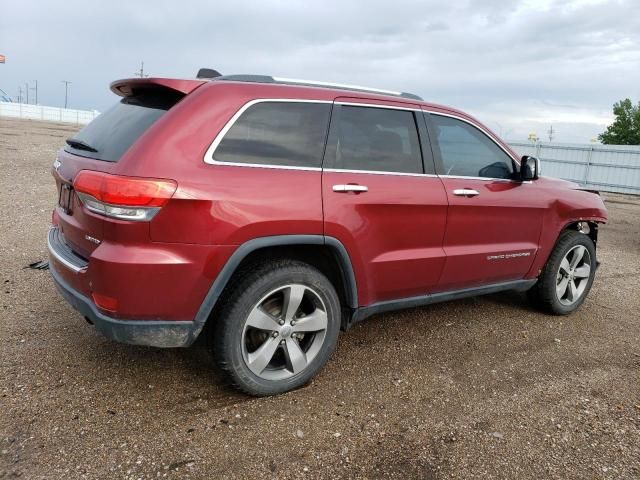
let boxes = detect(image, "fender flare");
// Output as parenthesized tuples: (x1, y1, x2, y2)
(193, 235, 358, 328)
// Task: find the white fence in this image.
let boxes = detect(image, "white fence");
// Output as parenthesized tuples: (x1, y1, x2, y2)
(509, 141, 640, 195)
(0, 101, 99, 125)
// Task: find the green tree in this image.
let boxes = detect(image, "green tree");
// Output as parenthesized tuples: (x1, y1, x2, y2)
(598, 99, 640, 145)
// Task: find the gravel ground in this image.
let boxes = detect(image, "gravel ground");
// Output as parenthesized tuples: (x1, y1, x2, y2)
(1, 118, 639, 479)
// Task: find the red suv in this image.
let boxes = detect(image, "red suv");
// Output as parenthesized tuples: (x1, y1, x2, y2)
(49, 71, 608, 395)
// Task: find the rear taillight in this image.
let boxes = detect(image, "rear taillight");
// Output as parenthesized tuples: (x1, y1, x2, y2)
(73, 171, 177, 221)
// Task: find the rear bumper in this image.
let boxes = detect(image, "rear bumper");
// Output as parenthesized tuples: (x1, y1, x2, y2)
(50, 264, 203, 348)
(47, 223, 235, 324)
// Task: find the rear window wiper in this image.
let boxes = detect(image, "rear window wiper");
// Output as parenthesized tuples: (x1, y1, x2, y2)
(66, 138, 98, 153)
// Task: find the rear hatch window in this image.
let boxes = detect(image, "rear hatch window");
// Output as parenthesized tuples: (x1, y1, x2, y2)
(64, 91, 181, 162)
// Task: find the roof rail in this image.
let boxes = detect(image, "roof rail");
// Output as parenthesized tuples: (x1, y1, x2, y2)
(211, 74, 423, 101)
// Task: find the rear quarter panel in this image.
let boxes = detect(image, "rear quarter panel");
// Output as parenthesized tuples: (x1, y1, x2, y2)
(150, 165, 324, 245)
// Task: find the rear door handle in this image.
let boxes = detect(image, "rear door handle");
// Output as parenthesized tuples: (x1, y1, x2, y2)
(452, 188, 480, 197)
(333, 184, 368, 193)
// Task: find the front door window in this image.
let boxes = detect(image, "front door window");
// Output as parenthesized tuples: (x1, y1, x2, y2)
(430, 115, 514, 179)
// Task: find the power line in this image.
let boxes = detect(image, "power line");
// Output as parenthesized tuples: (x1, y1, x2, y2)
(61, 80, 71, 108)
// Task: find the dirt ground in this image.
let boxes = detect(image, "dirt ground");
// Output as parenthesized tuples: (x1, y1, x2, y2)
(0, 117, 639, 479)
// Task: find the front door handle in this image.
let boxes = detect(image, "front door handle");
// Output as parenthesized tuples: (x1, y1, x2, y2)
(452, 188, 480, 197)
(333, 184, 368, 193)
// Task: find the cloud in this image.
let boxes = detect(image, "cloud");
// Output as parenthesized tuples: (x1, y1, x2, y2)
(0, 0, 638, 142)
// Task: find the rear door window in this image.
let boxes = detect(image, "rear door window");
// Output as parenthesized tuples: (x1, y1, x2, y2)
(324, 105, 423, 174)
(64, 93, 179, 162)
(213, 101, 331, 168)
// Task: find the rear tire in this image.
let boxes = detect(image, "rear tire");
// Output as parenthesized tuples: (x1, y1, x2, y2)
(210, 260, 341, 396)
(528, 230, 597, 315)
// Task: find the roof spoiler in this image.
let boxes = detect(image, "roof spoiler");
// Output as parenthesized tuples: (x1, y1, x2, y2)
(110, 78, 206, 98)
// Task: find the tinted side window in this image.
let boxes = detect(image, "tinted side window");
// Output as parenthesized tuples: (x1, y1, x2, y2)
(430, 115, 514, 179)
(214, 102, 331, 168)
(326, 106, 423, 174)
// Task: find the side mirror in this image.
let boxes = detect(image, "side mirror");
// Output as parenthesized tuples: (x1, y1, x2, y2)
(519, 155, 540, 181)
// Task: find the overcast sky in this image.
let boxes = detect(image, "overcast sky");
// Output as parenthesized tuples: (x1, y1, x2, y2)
(1, 0, 639, 142)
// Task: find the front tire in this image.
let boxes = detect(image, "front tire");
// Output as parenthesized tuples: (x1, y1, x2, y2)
(528, 230, 597, 315)
(210, 260, 341, 396)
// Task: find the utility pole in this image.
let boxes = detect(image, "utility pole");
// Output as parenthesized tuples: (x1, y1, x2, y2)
(135, 61, 148, 78)
(25, 82, 29, 104)
(17, 86, 23, 103)
(61, 80, 71, 108)
(547, 125, 555, 142)
(30, 80, 38, 104)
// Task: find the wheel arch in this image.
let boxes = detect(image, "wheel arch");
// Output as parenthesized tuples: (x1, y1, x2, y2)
(194, 235, 358, 329)
(558, 219, 600, 247)
(527, 216, 603, 279)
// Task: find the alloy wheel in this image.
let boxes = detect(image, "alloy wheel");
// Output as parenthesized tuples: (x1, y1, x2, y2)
(556, 245, 592, 306)
(241, 284, 328, 381)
